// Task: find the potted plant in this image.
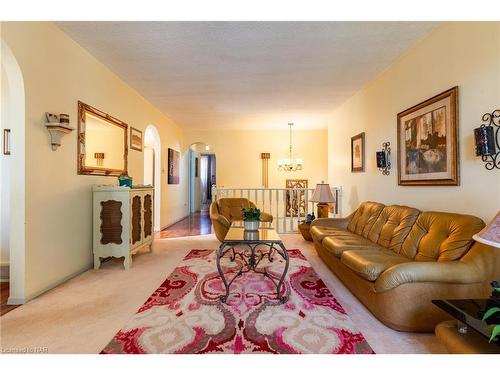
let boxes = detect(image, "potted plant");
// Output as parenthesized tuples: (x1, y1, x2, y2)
(482, 282, 500, 343)
(242, 207, 261, 231)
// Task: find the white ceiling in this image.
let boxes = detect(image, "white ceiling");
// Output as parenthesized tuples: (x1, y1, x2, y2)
(56, 22, 438, 130)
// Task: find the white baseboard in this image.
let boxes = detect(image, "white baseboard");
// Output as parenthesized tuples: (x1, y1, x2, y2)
(23, 263, 93, 303)
(7, 296, 25, 305)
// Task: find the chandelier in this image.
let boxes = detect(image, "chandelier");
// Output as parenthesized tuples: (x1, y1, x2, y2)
(278, 122, 303, 172)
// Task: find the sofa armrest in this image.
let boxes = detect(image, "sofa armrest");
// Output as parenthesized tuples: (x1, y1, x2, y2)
(260, 212, 273, 223)
(311, 217, 350, 230)
(375, 261, 484, 293)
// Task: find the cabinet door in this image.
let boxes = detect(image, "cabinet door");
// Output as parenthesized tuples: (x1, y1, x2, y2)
(143, 190, 154, 243)
(130, 192, 143, 247)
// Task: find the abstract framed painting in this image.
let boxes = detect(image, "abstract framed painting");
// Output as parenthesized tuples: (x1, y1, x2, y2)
(397, 87, 459, 186)
(168, 148, 180, 184)
(351, 132, 365, 172)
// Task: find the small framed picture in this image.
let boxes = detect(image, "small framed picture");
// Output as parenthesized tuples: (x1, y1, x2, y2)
(130, 127, 143, 152)
(3, 129, 11, 155)
(351, 132, 365, 172)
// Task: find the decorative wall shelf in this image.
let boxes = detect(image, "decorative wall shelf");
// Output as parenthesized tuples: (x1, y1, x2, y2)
(45, 123, 74, 151)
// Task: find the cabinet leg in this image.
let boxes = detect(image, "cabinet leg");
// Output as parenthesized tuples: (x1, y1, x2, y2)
(123, 255, 132, 270)
(94, 256, 101, 270)
(149, 243, 153, 253)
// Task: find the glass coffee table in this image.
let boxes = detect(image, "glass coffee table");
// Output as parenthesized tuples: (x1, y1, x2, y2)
(216, 222, 289, 303)
(433, 298, 500, 348)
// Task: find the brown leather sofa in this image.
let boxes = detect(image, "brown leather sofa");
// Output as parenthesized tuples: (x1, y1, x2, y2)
(210, 198, 273, 241)
(311, 201, 500, 332)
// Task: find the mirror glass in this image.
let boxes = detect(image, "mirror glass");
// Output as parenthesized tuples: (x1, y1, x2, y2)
(78, 101, 128, 176)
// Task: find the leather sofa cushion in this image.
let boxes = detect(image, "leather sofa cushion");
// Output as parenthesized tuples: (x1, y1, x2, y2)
(401, 211, 485, 261)
(217, 198, 252, 222)
(347, 201, 385, 238)
(310, 225, 347, 243)
(367, 205, 420, 254)
(341, 249, 410, 282)
(322, 232, 384, 258)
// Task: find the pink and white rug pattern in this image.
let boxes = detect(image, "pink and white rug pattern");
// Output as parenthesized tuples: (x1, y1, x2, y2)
(102, 248, 373, 354)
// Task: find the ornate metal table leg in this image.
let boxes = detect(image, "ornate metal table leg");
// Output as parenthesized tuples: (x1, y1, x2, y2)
(216, 243, 230, 302)
(276, 243, 289, 303)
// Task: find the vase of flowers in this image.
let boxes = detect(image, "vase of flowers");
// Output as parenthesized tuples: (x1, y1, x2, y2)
(242, 207, 261, 231)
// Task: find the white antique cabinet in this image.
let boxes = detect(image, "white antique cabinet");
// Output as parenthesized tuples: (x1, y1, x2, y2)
(92, 185, 154, 270)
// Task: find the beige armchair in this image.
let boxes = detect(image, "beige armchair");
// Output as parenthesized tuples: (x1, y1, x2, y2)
(210, 198, 273, 241)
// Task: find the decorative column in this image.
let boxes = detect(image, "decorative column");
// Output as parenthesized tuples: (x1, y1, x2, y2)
(260, 153, 270, 188)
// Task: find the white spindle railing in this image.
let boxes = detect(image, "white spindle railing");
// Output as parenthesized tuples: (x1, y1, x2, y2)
(211, 185, 342, 233)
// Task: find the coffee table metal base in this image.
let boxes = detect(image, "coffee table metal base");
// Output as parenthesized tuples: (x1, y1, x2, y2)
(216, 241, 289, 303)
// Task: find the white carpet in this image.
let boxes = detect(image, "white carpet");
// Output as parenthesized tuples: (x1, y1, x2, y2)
(0, 234, 445, 354)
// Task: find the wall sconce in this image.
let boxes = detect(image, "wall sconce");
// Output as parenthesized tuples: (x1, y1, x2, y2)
(474, 109, 499, 170)
(94, 152, 105, 166)
(376, 142, 391, 175)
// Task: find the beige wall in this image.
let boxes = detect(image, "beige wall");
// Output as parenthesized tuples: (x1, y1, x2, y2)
(328, 22, 500, 222)
(186, 128, 328, 189)
(1, 22, 188, 300)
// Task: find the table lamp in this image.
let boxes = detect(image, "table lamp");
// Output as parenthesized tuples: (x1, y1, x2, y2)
(473, 210, 500, 307)
(310, 181, 335, 218)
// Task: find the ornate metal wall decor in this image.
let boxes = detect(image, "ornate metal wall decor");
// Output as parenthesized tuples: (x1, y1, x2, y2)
(474, 109, 500, 170)
(286, 179, 308, 217)
(377, 142, 391, 175)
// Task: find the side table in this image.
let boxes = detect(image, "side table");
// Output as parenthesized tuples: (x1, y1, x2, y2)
(298, 221, 313, 241)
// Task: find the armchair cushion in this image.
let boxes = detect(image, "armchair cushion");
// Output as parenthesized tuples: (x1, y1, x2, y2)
(341, 249, 410, 282)
(260, 211, 274, 223)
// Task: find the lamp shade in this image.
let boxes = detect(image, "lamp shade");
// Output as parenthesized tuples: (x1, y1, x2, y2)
(310, 182, 335, 203)
(473, 211, 500, 248)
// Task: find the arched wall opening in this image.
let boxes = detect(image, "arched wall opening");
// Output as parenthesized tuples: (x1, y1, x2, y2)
(1, 40, 26, 304)
(188, 142, 216, 214)
(144, 125, 161, 231)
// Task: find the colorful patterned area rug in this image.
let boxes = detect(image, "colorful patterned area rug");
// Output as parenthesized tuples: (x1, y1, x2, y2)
(101, 249, 374, 354)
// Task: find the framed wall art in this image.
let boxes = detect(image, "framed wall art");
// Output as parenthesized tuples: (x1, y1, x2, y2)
(351, 132, 365, 172)
(397, 87, 459, 186)
(130, 127, 143, 152)
(168, 148, 180, 184)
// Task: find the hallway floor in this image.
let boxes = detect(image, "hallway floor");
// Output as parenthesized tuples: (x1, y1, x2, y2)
(0, 282, 20, 316)
(156, 209, 212, 238)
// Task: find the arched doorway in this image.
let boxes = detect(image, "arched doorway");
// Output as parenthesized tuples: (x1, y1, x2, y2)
(1, 40, 26, 304)
(188, 142, 216, 214)
(144, 125, 161, 231)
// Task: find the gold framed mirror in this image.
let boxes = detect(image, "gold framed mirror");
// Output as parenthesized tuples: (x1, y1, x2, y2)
(77, 101, 128, 176)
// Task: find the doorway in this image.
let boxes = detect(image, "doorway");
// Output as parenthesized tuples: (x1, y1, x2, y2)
(188, 142, 216, 214)
(1, 40, 26, 306)
(199, 154, 216, 210)
(144, 125, 161, 231)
